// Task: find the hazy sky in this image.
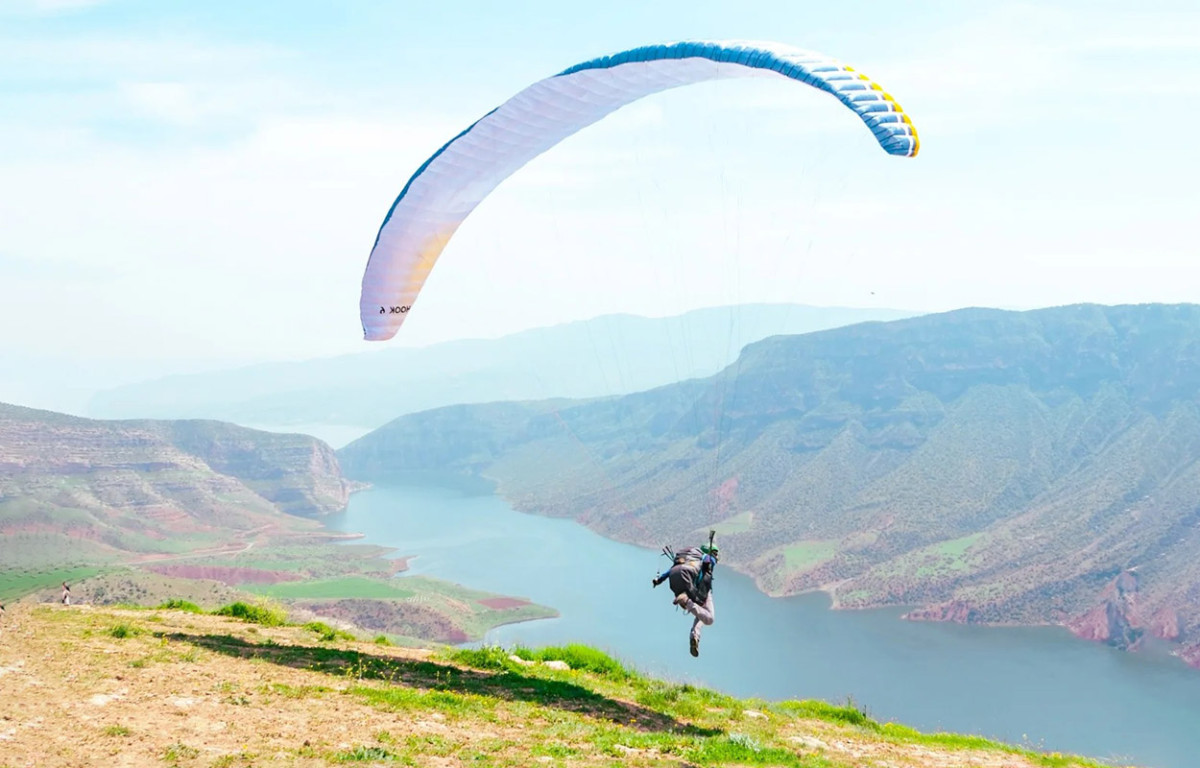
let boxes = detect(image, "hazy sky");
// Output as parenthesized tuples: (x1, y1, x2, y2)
(2, 1, 1198, 393)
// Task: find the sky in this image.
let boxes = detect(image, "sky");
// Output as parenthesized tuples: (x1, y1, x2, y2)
(1, 0, 1198, 408)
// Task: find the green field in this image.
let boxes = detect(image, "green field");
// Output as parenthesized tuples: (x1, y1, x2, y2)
(399, 576, 557, 639)
(712, 510, 754, 535)
(246, 576, 415, 600)
(859, 533, 985, 585)
(782, 540, 838, 574)
(917, 534, 982, 576)
(245, 573, 556, 642)
(0, 566, 105, 602)
(208, 544, 401, 578)
(249, 573, 542, 607)
(932, 533, 983, 560)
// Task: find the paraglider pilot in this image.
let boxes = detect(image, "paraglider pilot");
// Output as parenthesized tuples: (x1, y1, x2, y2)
(653, 532, 718, 657)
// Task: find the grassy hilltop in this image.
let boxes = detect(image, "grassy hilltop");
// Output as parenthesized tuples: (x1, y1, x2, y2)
(0, 603, 1123, 768)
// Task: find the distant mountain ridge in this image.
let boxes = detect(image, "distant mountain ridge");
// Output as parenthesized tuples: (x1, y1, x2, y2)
(338, 303, 1200, 666)
(0, 403, 352, 569)
(87, 304, 916, 430)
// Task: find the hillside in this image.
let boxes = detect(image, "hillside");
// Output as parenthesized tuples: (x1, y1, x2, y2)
(0, 603, 1119, 767)
(338, 304, 1200, 666)
(0, 402, 355, 573)
(87, 304, 915, 431)
(0, 402, 557, 644)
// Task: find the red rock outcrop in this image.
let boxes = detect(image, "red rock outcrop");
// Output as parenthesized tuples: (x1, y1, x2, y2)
(1067, 570, 1143, 649)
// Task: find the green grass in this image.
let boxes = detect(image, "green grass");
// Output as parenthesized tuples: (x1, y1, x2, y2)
(439, 640, 1112, 768)
(105, 528, 220, 556)
(351, 684, 491, 719)
(155, 599, 204, 614)
(782, 541, 838, 574)
(686, 733, 812, 766)
(304, 621, 356, 642)
(244, 572, 554, 643)
(394, 576, 556, 639)
(870, 533, 985, 581)
(772, 697, 1112, 768)
(259, 682, 330, 699)
(107, 623, 143, 639)
(162, 742, 200, 763)
(246, 576, 415, 600)
(774, 698, 874, 727)
(875, 722, 1107, 768)
(450, 643, 638, 680)
(513, 644, 635, 680)
(0, 565, 104, 602)
(8, 602, 1122, 768)
(634, 680, 740, 720)
(213, 601, 288, 627)
(142, 619, 1113, 768)
(245, 574, 560, 642)
(933, 533, 983, 559)
(207, 543, 400, 579)
(332, 745, 395, 762)
(444, 645, 519, 671)
(712, 510, 755, 534)
(837, 589, 873, 604)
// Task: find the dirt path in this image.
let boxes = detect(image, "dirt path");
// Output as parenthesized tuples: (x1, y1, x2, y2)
(129, 524, 277, 565)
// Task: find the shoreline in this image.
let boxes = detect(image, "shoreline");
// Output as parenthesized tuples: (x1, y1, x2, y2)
(314, 503, 561, 641)
(474, 474, 1200, 673)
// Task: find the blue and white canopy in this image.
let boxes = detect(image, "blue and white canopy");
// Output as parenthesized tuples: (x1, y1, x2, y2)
(360, 41, 919, 341)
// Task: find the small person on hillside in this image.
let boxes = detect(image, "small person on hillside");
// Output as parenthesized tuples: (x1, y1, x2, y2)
(61, 582, 71, 606)
(652, 535, 719, 657)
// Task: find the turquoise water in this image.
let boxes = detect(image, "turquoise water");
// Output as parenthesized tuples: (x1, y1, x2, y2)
(325, 483, 1200, 768)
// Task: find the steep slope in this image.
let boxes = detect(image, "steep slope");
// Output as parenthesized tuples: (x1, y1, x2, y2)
(88, 304, 915, 429)
(0, 403, 354, 568)
(338, 303, 1200, 663)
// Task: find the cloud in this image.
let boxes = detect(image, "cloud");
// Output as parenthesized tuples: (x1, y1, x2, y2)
(0, 250, 122, 281)
(1079, 35, 1200, 52)
(0, 33, 283, 76)
(118, 82, 209, 125)
(0, 108, 470, 361)
(884, 6, 1194, 100)
(1, 2, 1197, 367)
(0, 0, 109, 15)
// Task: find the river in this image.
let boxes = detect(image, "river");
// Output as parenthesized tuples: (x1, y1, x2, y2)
(323, 481, 1200, 768)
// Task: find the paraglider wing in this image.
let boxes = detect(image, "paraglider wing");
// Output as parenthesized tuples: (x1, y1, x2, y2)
(360, 41, 918, 341)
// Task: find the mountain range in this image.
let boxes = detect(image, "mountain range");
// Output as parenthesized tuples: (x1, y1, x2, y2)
(87, 304, 915, 433)
(338, 303, 1200, 666)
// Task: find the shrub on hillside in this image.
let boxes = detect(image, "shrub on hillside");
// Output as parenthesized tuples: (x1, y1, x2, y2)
(156, 599, 204, 614)
(214, 601, 287, 627)
(304, 621, 355, 642)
